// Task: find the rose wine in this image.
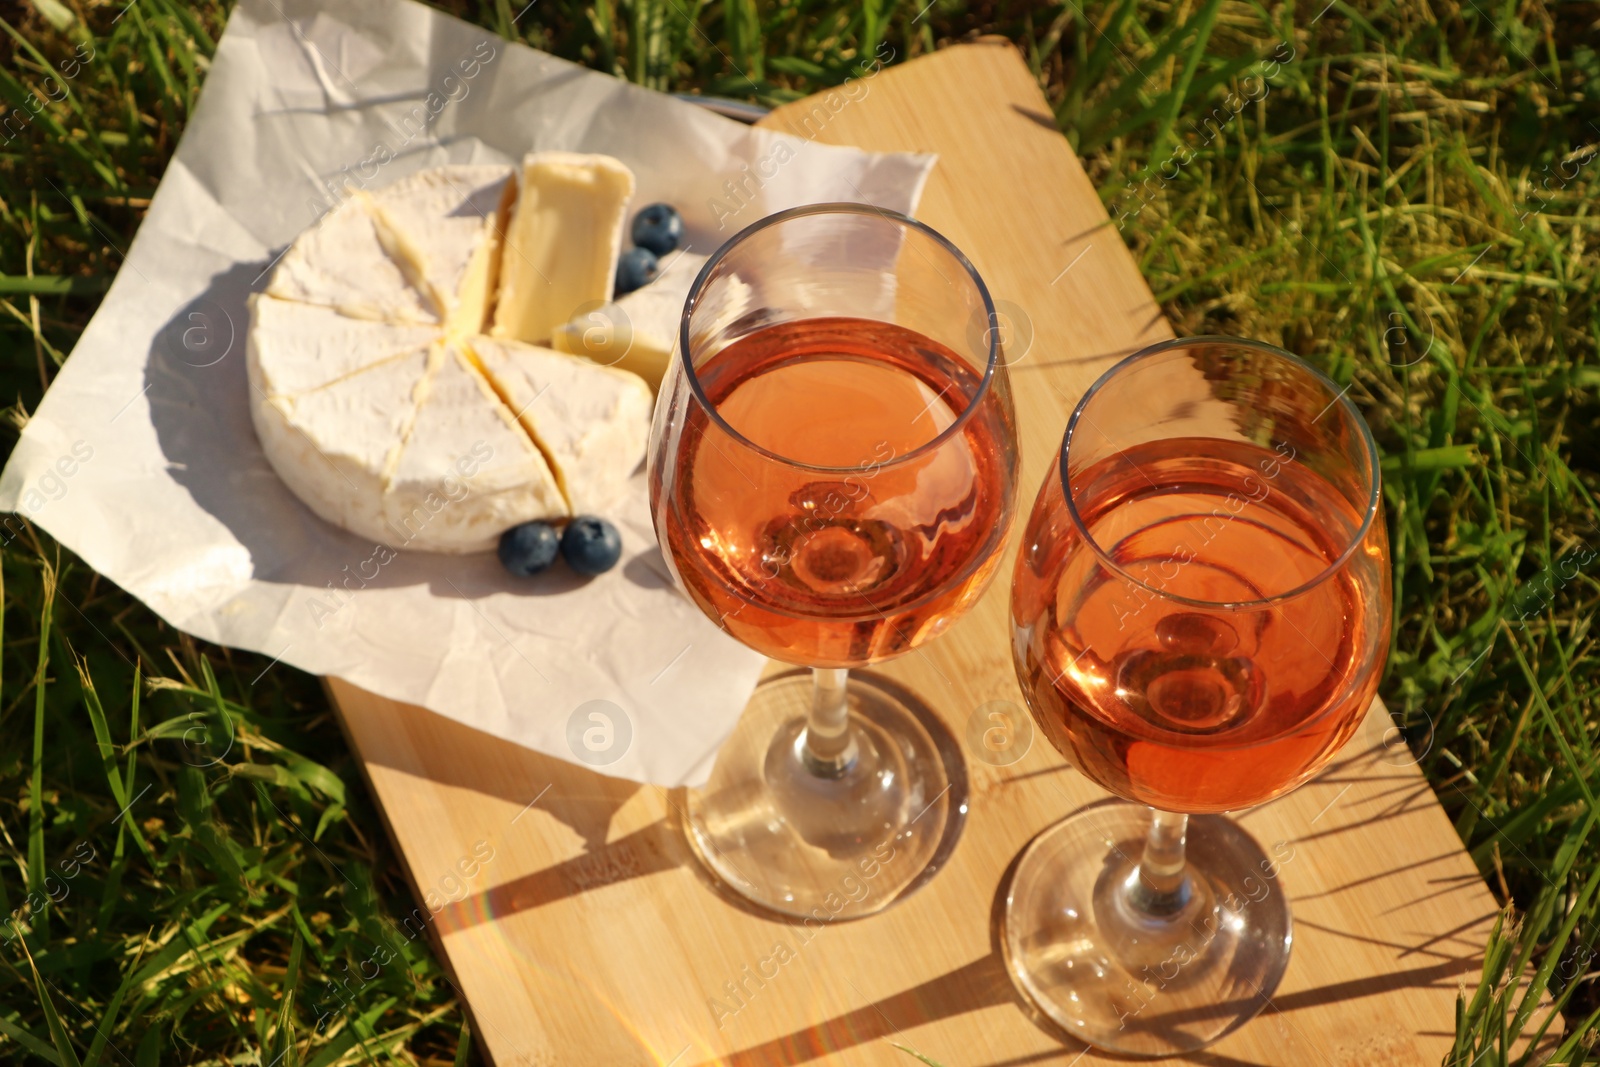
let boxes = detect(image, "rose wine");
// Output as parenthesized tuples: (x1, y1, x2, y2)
(1012, 437, 1389, 812)
(657, 317, 1015, 668)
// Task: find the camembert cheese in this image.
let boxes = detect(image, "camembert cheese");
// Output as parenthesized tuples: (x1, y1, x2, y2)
(550, 251, 707, 392)
(266, 192, 439, 324)
(249, 155, 651, 554)
(466, 337, 652, 516)
(253, 347, 433, 542)
(248, 295, 437, 397)
(383, 345, 567, 552)
(490, 152, 635, 345)
(365, 166, 512, 337)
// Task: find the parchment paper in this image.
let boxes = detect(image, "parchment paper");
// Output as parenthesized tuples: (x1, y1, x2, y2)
(0, 0, 934, 786)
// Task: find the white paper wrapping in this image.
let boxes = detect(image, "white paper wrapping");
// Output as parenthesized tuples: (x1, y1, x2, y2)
(0, 0, 934, 786)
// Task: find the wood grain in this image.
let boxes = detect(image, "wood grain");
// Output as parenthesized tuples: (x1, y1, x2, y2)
(327, 39, 1499, 1066)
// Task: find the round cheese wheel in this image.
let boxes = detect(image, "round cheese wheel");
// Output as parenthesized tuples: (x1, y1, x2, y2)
(248, 160, 652, 554)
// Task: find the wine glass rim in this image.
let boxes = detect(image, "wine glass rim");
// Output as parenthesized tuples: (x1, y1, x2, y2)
(1058, 335, 1383, 610)
(677, 202, 1001, 475)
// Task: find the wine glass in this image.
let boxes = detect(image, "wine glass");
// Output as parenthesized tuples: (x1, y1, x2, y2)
(1005, 337, 1389, 1053)
(647, 204, 1019, 918)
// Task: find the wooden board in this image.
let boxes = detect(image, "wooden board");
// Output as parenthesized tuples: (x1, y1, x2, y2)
(327, 39, 1500, 1066)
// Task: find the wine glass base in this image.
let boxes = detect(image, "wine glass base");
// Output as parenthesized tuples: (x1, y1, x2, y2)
(681, 669, 966, 920)
(1002, 803, 1292, 1056)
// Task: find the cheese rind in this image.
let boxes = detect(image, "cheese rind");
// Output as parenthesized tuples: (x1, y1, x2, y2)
(383, 346, 569, 553)
(266, 192, 439, 324)
(248, 294, 438, 398)
(367, 166, 512, 337)
(491, 152, 635, 345)
(251, 347, 433, 543)
(468, 336, 652, 516)
(550, 251, 706, 392)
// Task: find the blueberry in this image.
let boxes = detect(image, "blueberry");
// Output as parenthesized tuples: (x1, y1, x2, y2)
(560, 516, 623, 576)
(631, 202, 683, 256)
(615, 247, 659, 296)
(498, 521, 560, 577)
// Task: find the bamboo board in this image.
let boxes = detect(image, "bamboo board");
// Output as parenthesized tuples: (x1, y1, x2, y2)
(327, 39, 1501, 1066)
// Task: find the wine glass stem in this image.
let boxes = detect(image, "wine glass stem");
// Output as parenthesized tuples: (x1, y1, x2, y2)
(1131, 808, 1192, 916)
(802, 667, 859, 777)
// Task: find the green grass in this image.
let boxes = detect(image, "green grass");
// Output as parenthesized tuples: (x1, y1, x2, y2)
(0, 0, 1596, 1063)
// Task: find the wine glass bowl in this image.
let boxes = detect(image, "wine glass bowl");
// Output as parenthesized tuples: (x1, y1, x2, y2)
(649, 204, 1019, 918)
(657, 317, 1013, 667)
(1005, 337, 1389, 1054)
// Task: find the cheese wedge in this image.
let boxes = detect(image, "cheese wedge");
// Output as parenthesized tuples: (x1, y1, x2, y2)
(367, 166, 513, 337)
(491, 152, 634, 345)
(550, 251, 706, 392)
(467, 336, 652, 515)
(266, 192, 438, 324)
(383, 346, 568, 553)
(251, 347, 433, 543)
(248, 294, 438, 398)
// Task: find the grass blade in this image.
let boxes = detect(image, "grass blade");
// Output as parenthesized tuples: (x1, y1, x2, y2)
(81, 935, 148, 1067)
(266, 928, 304, 1067)
(0, 1010, 65, 1065)
(17, 936, 84, 1067)
(1144, 0, 1223, 170)
(27, 560, 56, 907)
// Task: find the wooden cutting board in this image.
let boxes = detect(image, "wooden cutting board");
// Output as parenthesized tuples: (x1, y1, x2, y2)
(327, 39, 1500, 1066)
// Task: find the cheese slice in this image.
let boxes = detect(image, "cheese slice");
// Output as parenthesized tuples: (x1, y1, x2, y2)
(251, 347, 433, 544)
(367, 166, 513, 337)
(550, 251, 706, 392)
(266, 192, 438, 324)
(467, 336, 652, 516)
(383, 346, 568, 553)
(490, 152, 634, 345)
(248, 293, 438, 398)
